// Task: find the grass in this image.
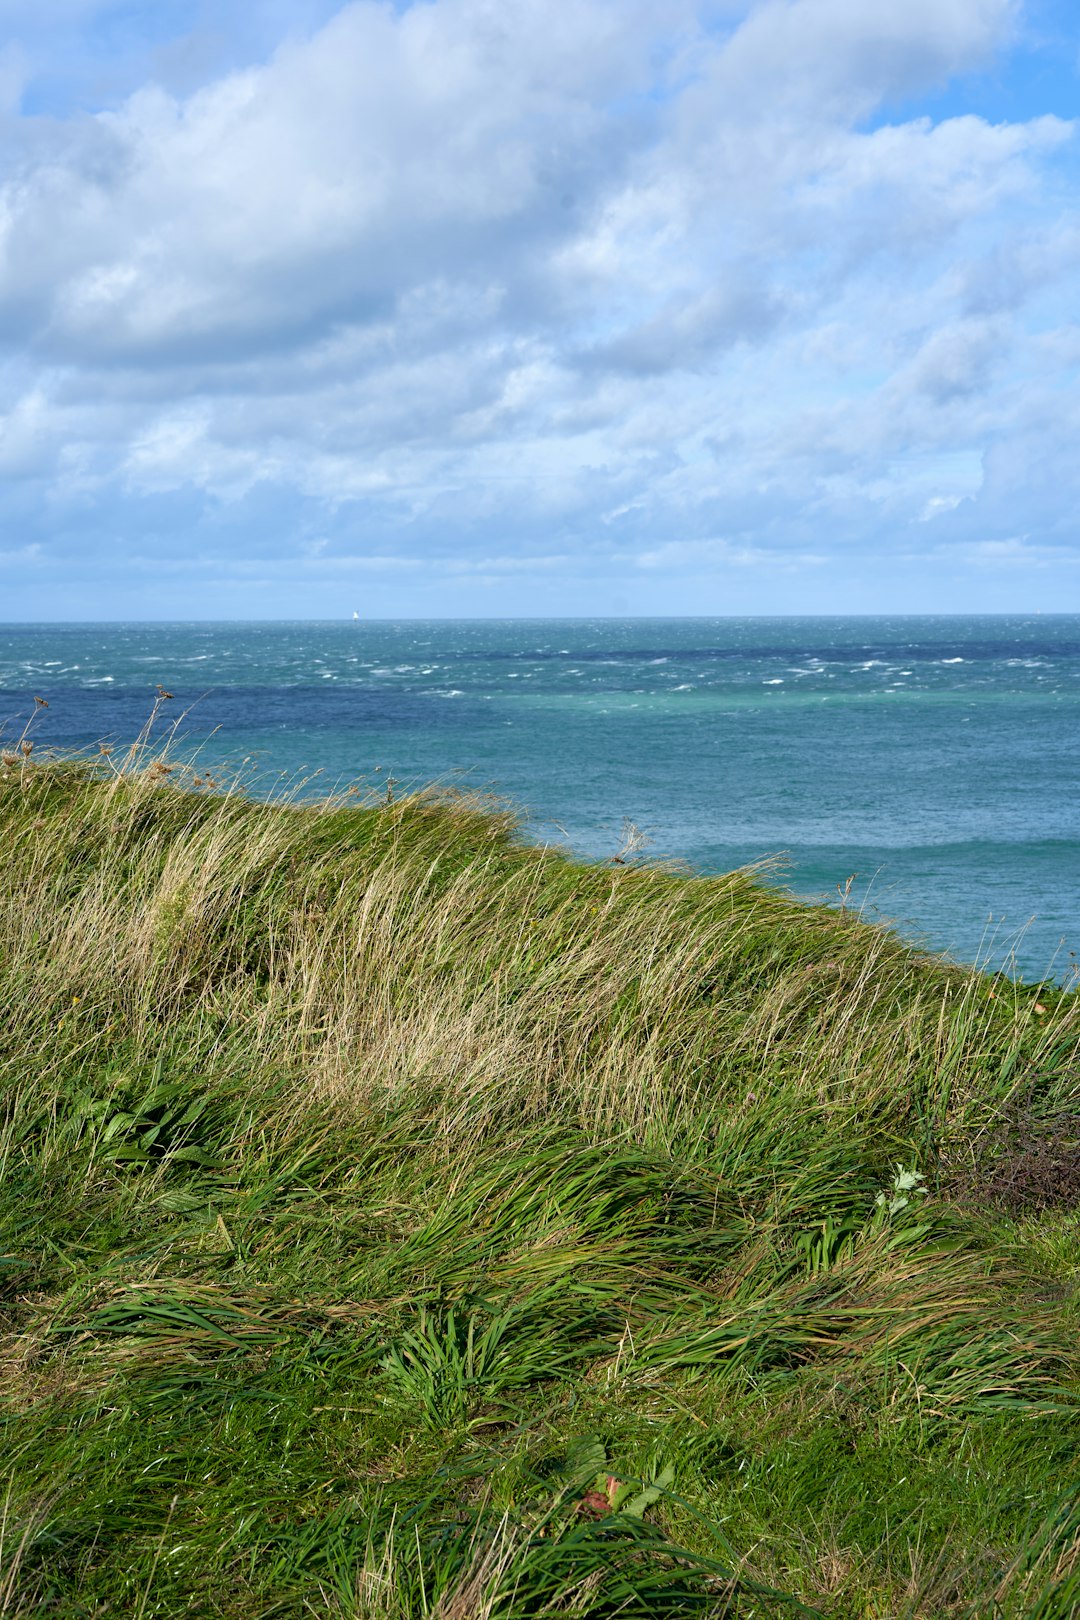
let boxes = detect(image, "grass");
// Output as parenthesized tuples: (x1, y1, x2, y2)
(2, 744, 1080, 1616)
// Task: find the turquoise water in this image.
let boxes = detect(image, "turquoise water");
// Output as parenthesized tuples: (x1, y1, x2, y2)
(3, 616, 1078, 982)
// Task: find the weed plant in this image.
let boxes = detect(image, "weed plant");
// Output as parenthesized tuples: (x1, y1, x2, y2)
(2, 747, 1080, 1616)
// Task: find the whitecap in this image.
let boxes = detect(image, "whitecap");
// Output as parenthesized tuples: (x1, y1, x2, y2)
(763, 678, 783, 685)
(941, 657, 964, 664)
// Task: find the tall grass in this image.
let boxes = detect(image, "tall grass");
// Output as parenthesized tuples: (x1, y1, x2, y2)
(2, 749, 1079, 1616)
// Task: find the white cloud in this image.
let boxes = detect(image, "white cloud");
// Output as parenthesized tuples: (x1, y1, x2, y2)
(702, 0, 1017, 120)
(0, 0, 1077, 613)
(634, 536, 827, 569)
(919, 493, 967, 521)
(903, 316, 1009, 403)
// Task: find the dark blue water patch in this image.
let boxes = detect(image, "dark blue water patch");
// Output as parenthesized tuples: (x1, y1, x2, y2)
(483, 639, 1080, 664)
(0, 683, 501, 750)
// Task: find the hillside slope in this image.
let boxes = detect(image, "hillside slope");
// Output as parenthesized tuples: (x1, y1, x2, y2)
(2, 755, 1080, 1616)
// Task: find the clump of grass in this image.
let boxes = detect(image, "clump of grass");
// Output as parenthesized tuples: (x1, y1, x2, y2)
(2, 750, 1079, 1616)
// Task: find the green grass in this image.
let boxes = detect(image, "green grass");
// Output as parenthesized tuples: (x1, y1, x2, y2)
(2, 749, 1080, 1616)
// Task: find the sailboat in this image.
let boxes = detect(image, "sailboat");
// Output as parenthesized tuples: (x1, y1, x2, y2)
(352, 611, 359, 621)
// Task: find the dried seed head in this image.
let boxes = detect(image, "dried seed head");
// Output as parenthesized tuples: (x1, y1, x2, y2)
(20, 740, 33, 756)
(33, 695, 48, 708)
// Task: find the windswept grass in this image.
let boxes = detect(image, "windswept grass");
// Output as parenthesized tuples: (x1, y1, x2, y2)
(2, 749, 1080, 1616)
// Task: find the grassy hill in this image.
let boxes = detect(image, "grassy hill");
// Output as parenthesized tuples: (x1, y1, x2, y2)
(2, 749, 1080, 1617)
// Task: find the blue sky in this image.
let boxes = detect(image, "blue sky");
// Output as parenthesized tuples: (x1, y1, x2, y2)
(2, 0, 1080, 618)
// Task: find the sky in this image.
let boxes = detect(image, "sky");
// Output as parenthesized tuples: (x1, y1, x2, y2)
(1, 0, 1080, 619)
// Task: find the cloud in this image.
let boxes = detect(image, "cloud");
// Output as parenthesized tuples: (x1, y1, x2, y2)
(633, 536, 828, 569)
(581, 279, 782, 375)
(903, 316, 1009, 402)
(700, 0, 1017, 120)
(0, 0, 1077, 615)
(3, 0, 668, 365)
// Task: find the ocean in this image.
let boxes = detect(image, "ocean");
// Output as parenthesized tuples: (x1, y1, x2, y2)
(3, 616, 1078, 983)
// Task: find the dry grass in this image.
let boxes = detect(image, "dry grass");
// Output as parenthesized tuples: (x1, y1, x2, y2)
(2, 753, 1079, 1617)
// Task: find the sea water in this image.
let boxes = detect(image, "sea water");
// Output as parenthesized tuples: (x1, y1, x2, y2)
(3, 616, 1078, 983)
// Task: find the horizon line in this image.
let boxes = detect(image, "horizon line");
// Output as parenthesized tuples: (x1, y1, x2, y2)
(1, 609, 1073, 628)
